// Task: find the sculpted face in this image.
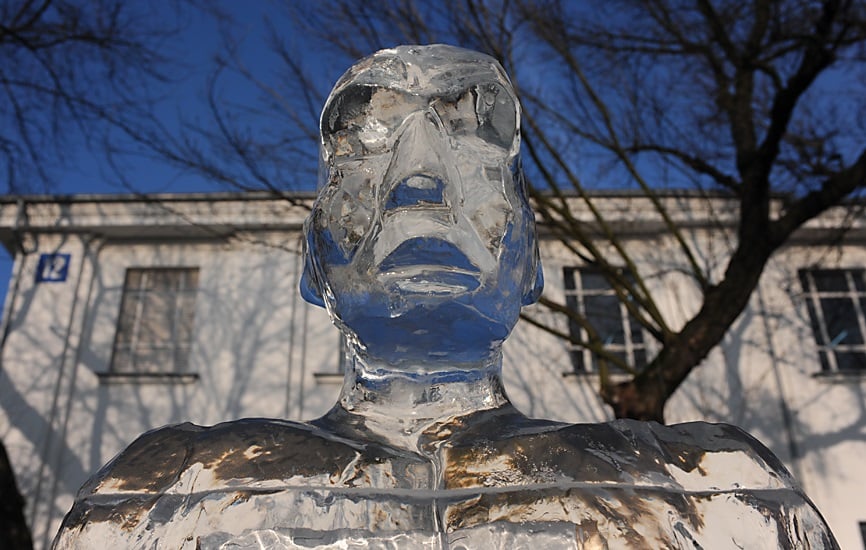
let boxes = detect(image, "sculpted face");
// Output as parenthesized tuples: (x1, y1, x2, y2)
(302, 45, 542, 365)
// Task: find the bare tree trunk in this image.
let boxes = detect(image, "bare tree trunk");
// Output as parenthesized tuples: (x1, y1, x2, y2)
(604, 236, 775, 423)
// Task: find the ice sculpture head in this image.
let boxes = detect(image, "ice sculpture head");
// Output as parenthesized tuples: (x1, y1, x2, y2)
(301, 45, 543, 366)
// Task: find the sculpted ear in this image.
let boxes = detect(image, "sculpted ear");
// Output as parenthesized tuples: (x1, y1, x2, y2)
(299, 238, 325, 308)
(522, 244, 544, 306)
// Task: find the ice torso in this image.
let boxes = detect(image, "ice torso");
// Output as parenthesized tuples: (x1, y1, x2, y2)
(54, 410, 836, 549)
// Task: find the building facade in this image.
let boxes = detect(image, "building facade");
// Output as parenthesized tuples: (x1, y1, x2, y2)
(0, 192, 864, 548)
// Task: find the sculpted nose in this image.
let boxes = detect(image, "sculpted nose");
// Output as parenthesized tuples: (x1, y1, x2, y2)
(385, 174, 445, 210)
(382, 110, 454, 212)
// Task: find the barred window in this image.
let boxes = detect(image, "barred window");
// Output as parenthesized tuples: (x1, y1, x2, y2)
(110, 268, 199, 374)
(563, 267, 648, 374)
(800, 269, 866, 373)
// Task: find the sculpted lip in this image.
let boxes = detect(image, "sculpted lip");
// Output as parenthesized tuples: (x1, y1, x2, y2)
(378, 237, 478, 273)
(392, 269, 481, 294)
(377, 237, 481, 293)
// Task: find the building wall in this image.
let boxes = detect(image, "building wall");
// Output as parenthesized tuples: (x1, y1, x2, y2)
(0, 228, 344, 547)
(0, 197, 864, 548)
(733, 243, 866, 549)
(508, 230, 866, 549)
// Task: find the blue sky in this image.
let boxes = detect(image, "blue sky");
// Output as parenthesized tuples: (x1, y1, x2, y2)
(1, 2, 382, 315)
(0, 3, 325, 314)
(2, 3, 863, 319)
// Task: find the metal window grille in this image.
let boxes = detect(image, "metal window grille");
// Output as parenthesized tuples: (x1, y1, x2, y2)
(799, 268, 866, 372)
(562, 267, 648, 374)
(110, 268, 199, 374)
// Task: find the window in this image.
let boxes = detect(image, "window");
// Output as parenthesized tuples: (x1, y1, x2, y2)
(313, 335, 349, 384)
(800, 268, 866, 373)
(563, 267, 648, 374)
(110, 268, 199, 375)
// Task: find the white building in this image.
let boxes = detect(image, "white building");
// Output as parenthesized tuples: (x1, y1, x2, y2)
(0, 192, 864, 549)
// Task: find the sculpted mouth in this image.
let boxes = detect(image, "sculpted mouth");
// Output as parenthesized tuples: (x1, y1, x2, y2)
(377, 237, 481, 293)
(379, 237, 478, 272)
(367, 212, 498, 280)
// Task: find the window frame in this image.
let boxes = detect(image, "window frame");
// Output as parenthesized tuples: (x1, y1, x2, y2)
(799, 268, 866, 374)
(562, 266, 649, 375)
(105, 267, 200, 381)
(313, 335, 349, 384)
(857, 521, 866, 548)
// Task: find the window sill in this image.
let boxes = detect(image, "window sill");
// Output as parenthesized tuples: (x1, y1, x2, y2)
(811, 371, 866, 383)
(563, 371, 594, 377)
(97, 372, 199, 385)
(561, 371, 635, 381)
(313, 372, 344, 384)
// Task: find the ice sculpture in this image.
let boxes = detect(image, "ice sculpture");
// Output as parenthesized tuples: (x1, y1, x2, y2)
(54, 45, 837, 549)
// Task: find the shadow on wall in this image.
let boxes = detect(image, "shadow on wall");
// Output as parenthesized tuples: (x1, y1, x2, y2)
(2, 235, 324, 547)
(74, 240, 309, 467)
(0, 233, 93, 548)
(670, 271, 866, 488)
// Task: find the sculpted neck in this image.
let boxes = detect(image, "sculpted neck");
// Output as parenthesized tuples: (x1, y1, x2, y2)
(333, 342, 512, 447)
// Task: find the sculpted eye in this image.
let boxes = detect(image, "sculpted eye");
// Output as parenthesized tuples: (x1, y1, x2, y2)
(322, 86, 424, 158)
(473, 83, 516, 150)
(323, 85, 373, 135)
(433, 84, 517, 152)
(433, 90, 478, 137)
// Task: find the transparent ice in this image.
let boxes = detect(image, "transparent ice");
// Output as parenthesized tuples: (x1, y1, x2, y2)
(54, 45, 838, 549)
(301, 43, 542, 370)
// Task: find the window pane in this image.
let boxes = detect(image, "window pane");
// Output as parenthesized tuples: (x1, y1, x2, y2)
(804, 299, 826, 346)
(817, 350, 832, 372)
(569, 349, 586, 372)
(174, 345, 192, 372)
(115, 301, 139, 346)
(628, 315, 645, 346)
(562, 266, 648, 374)
(833, 351, 866, 372)
(133, 346, 177, 374)
(111, 268, 199, 374)
(820, 298, 864, 345)
(125, 270, 143, 288)
(633, 348, 647, 368)
(111, 348, 134, 373)
(149, 270, 180, 290)
(811, 270, 850, 292)
(139, 292, 175, 340)
(176, 296, 197, 342)
(563, 268, 577, 291)
(585, 294, 625, 345)
(801, 269, 866, 374)
(580, 271, 609, 291)
(565, 295, 583, 337)
(853, 271, 866, 292)
(593, 350, 628, 374)
(797, 270, 811, 293)
(184, 269, 199, 288)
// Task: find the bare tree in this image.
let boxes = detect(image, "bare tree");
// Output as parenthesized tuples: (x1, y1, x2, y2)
(1, 1, 197, 545)
(161, 0, 866, 423)
(511, 0, 866, 423)
(0, 0, 192, 194)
